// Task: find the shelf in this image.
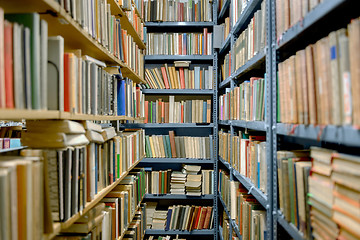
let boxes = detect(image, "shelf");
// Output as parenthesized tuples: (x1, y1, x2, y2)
(276, 123, 360, 147)
(231, 220, 242, 240)
(219, 195, 231, 219)
(219, 226, 224, 240)
(219, 34, 231, 56)
(232, 50, 266, 80)
(0, 146, 26, 153)
(0, 0, 145, 84)
(232, 170, 267, 208)
(219, 76, 232, 89)
(0, 109, 143, 121)
(43, 222, 61, 240)
(218, 0, 231, 21)
(277, 211, 304, 240)
(144, 194, 214, 200)
(145, 229, 215, 235)
(232, 0, 263, 36)
(122, 123, 214, 128)
(60, 156, 144, 230)
(277, 0, 349, 50)
(219, 156, 231, 171)
(145, 55, 214, 61)
(219, 195, 243, 240)
(218, 120, 266, 131)
(141, 89, 215, 95)
(145, 22, 214, 27)
(141, 158, 213, 164)
(106, 0, 146, 49)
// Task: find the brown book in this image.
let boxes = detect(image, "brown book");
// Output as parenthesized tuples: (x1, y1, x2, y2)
(299, 49, 309, 124)
(203, 206, 213, 229)
(349, 18, 360, 126)
(305, 45, 318, 125)
(197, 207, 208, 229)
(288, 56, 298, 123)
(168, 131, 177, 158)
(164, 102, 169, 123)
(189, 206, 199, 230)
(295, 51, 304, 124)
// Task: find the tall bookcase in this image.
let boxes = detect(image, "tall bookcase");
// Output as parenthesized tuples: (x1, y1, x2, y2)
(0, 0, 147, 238)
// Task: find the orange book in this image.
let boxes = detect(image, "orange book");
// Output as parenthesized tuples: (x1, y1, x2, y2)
(164, 102, 169, 123)
(203, 206, 213, 229)
(190, 206, 200, 230)
(179, 34, 182, 55)
(161, 67, 170, 89)
(4, 21, 14, 108)
(181, 102, 184, 123)
(63, 53, 70, 112)
(203, 28, 208, 55)
(192, 206, 202, 230)
(168, 131, 177, 158)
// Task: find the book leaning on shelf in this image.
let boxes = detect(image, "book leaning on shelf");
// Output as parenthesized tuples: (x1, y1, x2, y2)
(277, 18, 360, 126)
(146, 29, 212, 55)
(147, 203, 214, 231)
(143, 0, 213, 22)
(144, 97, 211, 124)
(145, 131, 213, 159)
(144, 63, 214, 90)
(219, 77, 266, 121)
(221, 1, 266, 82)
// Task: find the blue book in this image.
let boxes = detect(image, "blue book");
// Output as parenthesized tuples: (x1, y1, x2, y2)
(183, 33, 187, 54)
(165, 135, 172, 158)
(165, 208, 173, 231)
(117, 79, 126, 116)
(203, 101, 207, 123)
(194, 67, 200, 89)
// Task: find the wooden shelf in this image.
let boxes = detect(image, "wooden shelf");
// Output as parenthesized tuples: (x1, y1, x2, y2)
(132, 0, 145, 24)
(108, 0, 146, 49)
(60, 156, 145, 230)
(0, 0, 146, 84)
(43, 223, 61, 240)
(0, 109, 143, 121)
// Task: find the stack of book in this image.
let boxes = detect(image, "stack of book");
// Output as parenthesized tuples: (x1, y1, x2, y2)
(144, 97, 212, 124)
(145, 131, 212, 159)
(232, 1, 266, 72)
(219, 77, 266, 121)
(0, 12, 144, 115)
(151, 210, 168, 229)
(146, 202, 158, 229)
(277, 149, 312, 238)
(144, 63, 214, 90)
(122, 31, 145, 78)
(148, 169, 172, 194)
(276, 0, 321, 39)
(277, 19, 360, 126)
(149, 205, 214, 231)
(170, 171, 187, 195)
(55, 203, 112, 239)
(143, 0, 213, 22)
(184, 165, 202, 196)
(230, 182, 267, 239)
(146, 30, 213, 55)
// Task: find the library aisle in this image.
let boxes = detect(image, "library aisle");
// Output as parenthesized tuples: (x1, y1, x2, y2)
(0, 0, 359, 240)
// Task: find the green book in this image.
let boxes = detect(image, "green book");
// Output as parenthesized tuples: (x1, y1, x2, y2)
(145, 135, 152, 157)
(162, 135, 168, 158)
(165, 135, 172, 158)
(288, 158, 296, 225)
(6, 13, 40, 109)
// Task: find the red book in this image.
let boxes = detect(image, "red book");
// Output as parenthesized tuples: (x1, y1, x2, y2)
(160, 67, 170, 89)
(63, 53, 70, 112)
(202, 206, 213, 229)
(181, 102, 184, 123)
(197, 207, 207, 229)
(4, 21, 14, 108)
(161, 101, 165, 123)
(179, 67, 185, 89)
(179, 34, 182, 55)
(193, 206, 203, 230)
(203, 28, 208, 55)
(144, 100, 148, 123)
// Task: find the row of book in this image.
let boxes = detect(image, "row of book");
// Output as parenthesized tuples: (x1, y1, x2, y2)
(145, 132, 213, 159)
(218, 171, 267, 240)
(54, 168, 147, 239)
(125, 5, 146, 42)
(145, 166, 214, 195)
(231, 0, 250, 27)
(278, 19, 360, 126)
(147, 203, 214, 231)
(276, 0, 320, 40)
(144, 98, 212, 124)
(146, 30, 213, 55)
(278, 147, 360, 239)
(143, 0, 213, 22)
(0, 13, 145, 117)
(219, 130, 267, 194)
(144, 63, 214, 90)
(54, 0, 145, 59)
(232, 1, 266, 76)
(219, 77, 266, 121)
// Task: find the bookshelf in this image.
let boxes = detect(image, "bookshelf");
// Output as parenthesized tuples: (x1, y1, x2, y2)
(144, 194, 214, 200)
(140, 158, 214, 164)
(145, 55, 214, 61)
(141, 89, 215, 95)
(145, 229, 215, 235)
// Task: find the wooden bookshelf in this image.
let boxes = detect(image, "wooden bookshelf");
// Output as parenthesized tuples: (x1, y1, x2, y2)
(43, 223, 61, 240)
(108, 0, 146, 49)
(0, 0, 146, 84)
(60, 155, 145, 230)
(0, 109, 144, 121)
